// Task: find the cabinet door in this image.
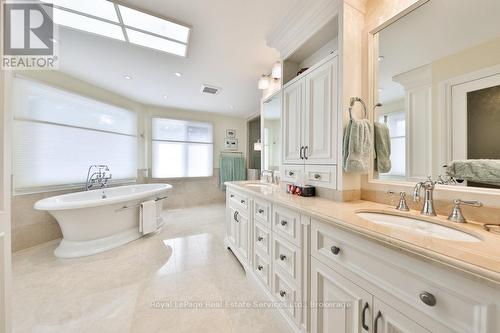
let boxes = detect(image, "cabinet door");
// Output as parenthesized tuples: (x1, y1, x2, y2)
(228, 207, 238, 248)
(236, 211, 250, 262)
(311, 258, 373, 333)
(373, 299, 430, 333)
(283, 79, 305, 164)
(304, 57, 338, 164)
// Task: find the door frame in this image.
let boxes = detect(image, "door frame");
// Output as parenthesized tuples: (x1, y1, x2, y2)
(439, 63, 500, 170)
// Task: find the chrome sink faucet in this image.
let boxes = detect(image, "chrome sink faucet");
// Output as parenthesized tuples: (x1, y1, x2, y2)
(413, 177, 437, 216)
(85, 165, 112, 191)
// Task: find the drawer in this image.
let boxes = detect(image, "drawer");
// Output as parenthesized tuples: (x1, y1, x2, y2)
(305, 165, 337, 189)
(273, 205, 301, 246)
(311, 219, 495, 333)
(254, 223, 271, 256)
(228, 189, 249, 214)
(273, 269, 300, 323)
(282, 165, 303, 183)
(273, 234, 301, 283)
(254, 251, 271, 289)
(253, 198, 271, 228)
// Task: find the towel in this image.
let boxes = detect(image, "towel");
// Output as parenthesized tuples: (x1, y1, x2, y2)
(219, 153, 246, 190)
(140, 200, 157, 234)
(445, 159, 500, 185)
(374, 122, 392, 173)
(343, 119, 373, 173)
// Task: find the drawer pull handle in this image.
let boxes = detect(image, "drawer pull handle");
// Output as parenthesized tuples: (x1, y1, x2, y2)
(257, 265, 264, 271)
(279, 290, 286, 298)
(330, 246, 341, 255)
(234, 211, 240, 222)
(314, 173, 321, 179)
(361, 302, 369, 331)
(279, 254, 287, 261)
(258, 209, 264, 214)
(280, 220, 288, 226)
(419, 291, 437, 307)
(257, 236, 264, 242)
(230, 194, 235, 198)
(374, 311, 382, 333)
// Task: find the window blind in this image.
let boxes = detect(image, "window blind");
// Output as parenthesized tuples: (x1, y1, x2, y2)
(12, 77, 138, 193)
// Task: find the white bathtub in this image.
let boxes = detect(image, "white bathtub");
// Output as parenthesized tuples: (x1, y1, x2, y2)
(34, 183, 172, 258)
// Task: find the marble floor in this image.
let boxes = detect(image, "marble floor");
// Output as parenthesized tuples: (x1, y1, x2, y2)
(12, 203, 291, 333)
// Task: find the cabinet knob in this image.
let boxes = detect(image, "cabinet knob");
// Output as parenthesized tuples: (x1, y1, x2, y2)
(257, 265, 264, 271)
(330, 246, 341, 255)
(314, 173, 321, 179)
(240, 200, 245, 204)
(279, 290, 286, 298)
(230, 194, 234, 198)
(280, 220, 288, 226)
(288, 171, 294, 176)
(419, 291, 436, 307)
(257, 236, 264, 242)
(258, 209, 264, 214)
(279, 254, 287, 261)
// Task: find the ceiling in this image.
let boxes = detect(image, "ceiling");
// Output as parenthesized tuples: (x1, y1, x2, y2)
(57, 0, 298, 117)
(378, 0, 500, 104)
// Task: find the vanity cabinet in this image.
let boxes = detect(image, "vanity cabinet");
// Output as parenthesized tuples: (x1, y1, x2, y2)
(283, 54, 339, 166)
(225, 185, 500, 333)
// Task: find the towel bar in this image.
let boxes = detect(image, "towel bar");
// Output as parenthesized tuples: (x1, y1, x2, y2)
(115, 196, 168, 212)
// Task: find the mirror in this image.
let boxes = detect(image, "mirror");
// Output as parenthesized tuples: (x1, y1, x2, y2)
(373, 0, 500, 189)
(262, 93, 281, 171)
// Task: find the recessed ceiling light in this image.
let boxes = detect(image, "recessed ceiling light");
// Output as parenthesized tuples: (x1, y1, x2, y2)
(378, 56, 385, 61)
(174, 72, 182, 77)
(124, 75, 132, 80)
(378, 88, 384, 92)
(229, 105, 234, 110)
(163, 95, 168, 100)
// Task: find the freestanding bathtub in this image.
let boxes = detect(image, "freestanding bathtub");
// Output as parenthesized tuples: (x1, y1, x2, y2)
(34, 183, 172, 258)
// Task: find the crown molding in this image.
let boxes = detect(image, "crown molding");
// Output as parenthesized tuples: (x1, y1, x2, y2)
(266, 0, 341, 60)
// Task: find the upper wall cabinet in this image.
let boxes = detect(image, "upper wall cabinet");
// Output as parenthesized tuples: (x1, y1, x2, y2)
(283, 54, 339, 166)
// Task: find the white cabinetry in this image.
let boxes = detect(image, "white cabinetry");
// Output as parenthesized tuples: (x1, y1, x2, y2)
(225, 187, 500, 333)
(283, 54, 339, 166)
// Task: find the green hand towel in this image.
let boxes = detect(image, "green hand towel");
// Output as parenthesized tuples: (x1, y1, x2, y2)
(220, 154, 246, 190)
(374, 122, 392, 173)
(446, 159, 500, 185)
(342, 119, 373, 173)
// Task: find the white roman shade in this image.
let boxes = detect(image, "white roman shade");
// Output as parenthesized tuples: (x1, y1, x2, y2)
(12, 77, 138, 193)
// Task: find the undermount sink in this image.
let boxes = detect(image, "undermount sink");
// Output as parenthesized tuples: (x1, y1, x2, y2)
(244, 183, 273, 188)
(356, 212, 482, 243)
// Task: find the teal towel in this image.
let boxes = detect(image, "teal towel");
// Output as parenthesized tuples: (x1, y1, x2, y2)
(343, 119, 373, 173)
(219, 154, 246, 190)
(374, 122, 391, 173)
(446, 159, 500, 185)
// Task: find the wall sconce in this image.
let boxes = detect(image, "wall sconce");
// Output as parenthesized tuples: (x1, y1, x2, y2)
(272, 62, 282, 79)
(254, 139, 262, 151)
(258, 75, 270, 90)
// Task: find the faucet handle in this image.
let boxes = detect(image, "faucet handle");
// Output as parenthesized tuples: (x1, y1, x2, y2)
(387, 191, 410, 211)
(447, 199, 482, 223)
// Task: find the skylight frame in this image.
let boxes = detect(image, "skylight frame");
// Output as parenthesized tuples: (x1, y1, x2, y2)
(40, 0, 192, 58)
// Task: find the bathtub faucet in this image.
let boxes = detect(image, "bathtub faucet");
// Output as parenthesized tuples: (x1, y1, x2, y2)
(85, 165, 112, 191)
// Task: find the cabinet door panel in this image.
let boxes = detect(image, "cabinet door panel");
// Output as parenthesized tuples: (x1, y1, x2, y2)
(228, 207, 238, 248)
(304, 57, 338, 164)
(311, 258, 373, 333)
(373, 299, 429, 333)
(283, 80, 305, 164)
(236, 212, 249, 262)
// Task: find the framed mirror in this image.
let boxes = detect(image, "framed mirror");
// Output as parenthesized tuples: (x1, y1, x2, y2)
(371, 0, 500, 190)
(261, 92, 281, 171)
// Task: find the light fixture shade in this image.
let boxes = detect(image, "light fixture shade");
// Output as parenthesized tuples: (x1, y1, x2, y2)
(254, 140, 262, 151)
(258, 75, 270, 90)
(272, 62, 282, 79)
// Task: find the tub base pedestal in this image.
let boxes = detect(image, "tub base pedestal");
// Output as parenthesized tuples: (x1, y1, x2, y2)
(54, 227, 142, 258)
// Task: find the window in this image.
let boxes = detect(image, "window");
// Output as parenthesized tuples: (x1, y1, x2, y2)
(152, 118, 213, 178)
(379, 111, 406, 177)
(12, 78, 137, 194)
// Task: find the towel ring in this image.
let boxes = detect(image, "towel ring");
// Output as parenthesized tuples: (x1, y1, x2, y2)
(348, 97, 368, 120)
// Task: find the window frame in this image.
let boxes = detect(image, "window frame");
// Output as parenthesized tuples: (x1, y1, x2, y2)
(150, 117, 214, 180)
(11, 76, 139, 196)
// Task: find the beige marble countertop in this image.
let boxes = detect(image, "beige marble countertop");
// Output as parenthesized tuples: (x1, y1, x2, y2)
(226, 181, 500, 286)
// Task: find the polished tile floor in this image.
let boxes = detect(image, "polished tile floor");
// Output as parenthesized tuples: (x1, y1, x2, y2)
(12, 203, 290, 333)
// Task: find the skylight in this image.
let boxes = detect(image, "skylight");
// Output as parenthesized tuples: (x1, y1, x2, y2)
(41, 0, 191, 57)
